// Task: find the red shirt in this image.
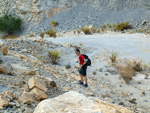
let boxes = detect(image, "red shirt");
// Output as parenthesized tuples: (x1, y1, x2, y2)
(79, 54, 85, 65)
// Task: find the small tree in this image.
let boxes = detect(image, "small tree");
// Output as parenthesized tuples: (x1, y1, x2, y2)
(0, 12, 22, 38)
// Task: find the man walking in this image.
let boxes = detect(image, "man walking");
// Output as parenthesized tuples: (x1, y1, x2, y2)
(75, 49, 88, 87)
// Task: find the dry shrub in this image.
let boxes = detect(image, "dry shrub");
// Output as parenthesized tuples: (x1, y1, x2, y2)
(137, 28, 143, 33)
(9, 35, 16, 39)
(40, 32, 44, 39)
(146, 30, 150, 34)
(101, 24, 107, 30)
(116, 64, 136, 84)
(77, 30, 81, 34)
(29, 32, 35, 37)
(48, 50, 61, 64)
(46, 29, 56, 38)
(113, 22, 133, 31)
(132, 61, 142, 72)
(91, 27, 99, 33)
(81, 27, 92, 35)
(50, 21, 58, 27)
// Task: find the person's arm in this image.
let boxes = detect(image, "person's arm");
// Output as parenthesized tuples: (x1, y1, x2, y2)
(81, 55, 88, 66)
(83, 60, 87, 66)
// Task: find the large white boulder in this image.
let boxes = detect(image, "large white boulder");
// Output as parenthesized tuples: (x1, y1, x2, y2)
(34, 91, 133, 113)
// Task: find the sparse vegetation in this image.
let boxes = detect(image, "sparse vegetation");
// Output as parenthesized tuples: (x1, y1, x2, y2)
(100, 22, 132, 32)
(110, 52, 117, 63)
(46, 29, 56, 38)
(48, 50, 61, 64)
(81, 27, 92, 35)
(137, 28, 143, 33)
(65, 64, 71, 69)
(0, 12, 22, 38)
(40, 32, 44, 39)
(9, 35, 17, 39)
(29, 32, 35, 37)
(50, 21, 58, 27)
(112, 22, 132, 31)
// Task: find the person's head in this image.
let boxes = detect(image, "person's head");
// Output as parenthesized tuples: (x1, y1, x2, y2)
(75, 48, 80, 56)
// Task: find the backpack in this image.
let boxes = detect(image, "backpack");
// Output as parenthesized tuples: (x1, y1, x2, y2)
(80, 54, 91, 66)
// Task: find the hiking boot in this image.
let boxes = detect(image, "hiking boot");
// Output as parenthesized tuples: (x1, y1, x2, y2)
(78, 81, 84, 85)
(84, 84, 88, 87)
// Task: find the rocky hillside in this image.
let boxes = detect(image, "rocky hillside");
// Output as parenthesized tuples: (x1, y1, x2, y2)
(0, 33, 150, 113)
(0, 0, 150, 35)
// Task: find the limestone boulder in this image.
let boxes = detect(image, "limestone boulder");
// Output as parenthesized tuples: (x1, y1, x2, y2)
(0, 96, 10, 110)
(18, 91, 35, 104)
(34, 91, 133, 113)
(28, 77, 47, 92)
(0, 39, 8, 55)
(0, 62, 13, 74)
(31, 88, 48, 101)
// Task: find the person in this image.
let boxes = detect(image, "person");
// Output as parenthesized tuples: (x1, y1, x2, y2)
(75, 49, 88, 87)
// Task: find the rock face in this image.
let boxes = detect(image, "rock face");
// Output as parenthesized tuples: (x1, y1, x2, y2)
(34, 91, 133, 113)
(0, 0, 150, 35)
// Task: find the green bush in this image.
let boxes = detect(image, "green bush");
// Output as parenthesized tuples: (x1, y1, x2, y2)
(48, 50, 61, 64)
(46, 29, 56, 38)
(81, 27, 92, 35)
(50, 21, 58, 27)
(0, 12, 22, 37)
